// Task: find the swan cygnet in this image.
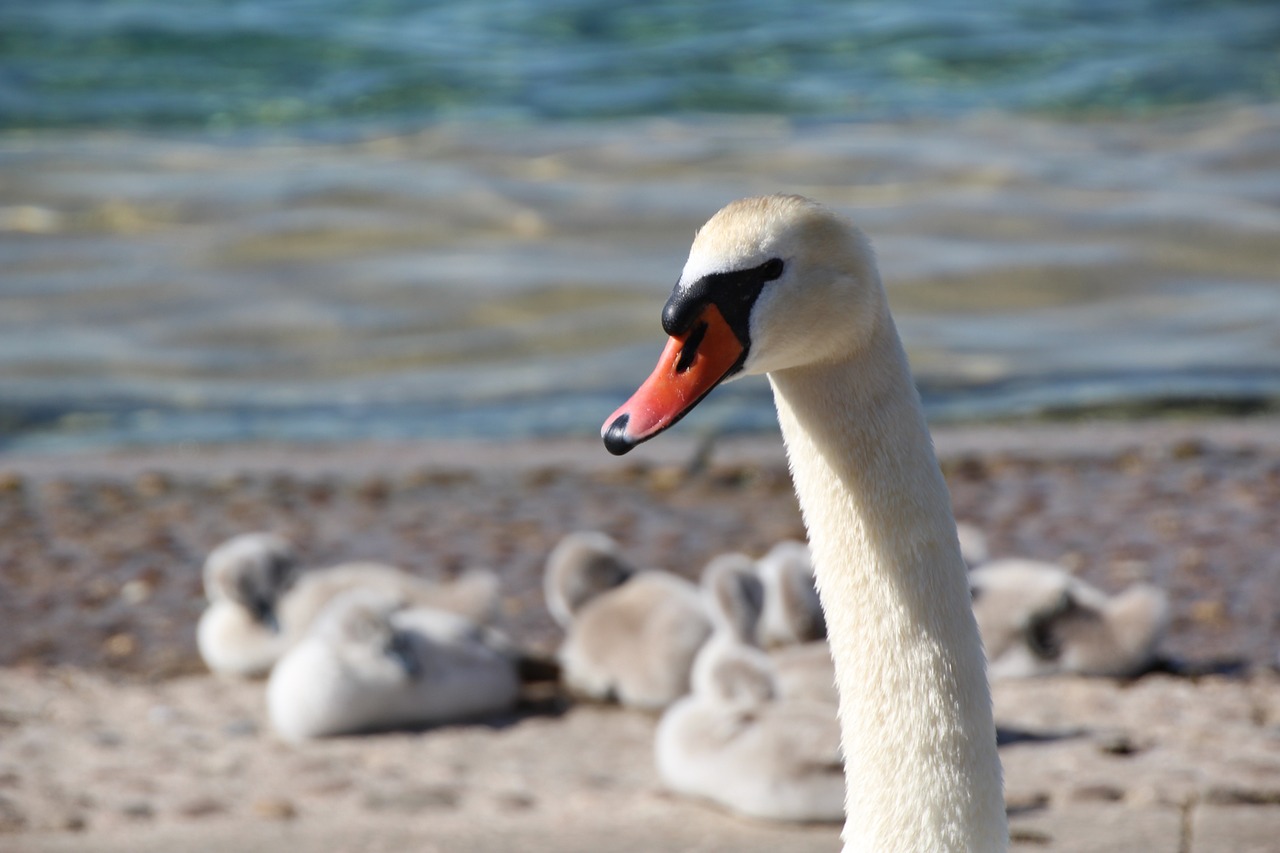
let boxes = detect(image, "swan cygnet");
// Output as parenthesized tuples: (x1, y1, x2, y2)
(542, 530, 636, 629)
(267, 589, 521, 742)
(197, 531, 501, 678)
(656, 554, 845, 822)
(747, 542, 836, 703)
(971, 559, 1170, 679)
(602, 195, 1008, 850)
(197, 532, 301, 677)
(546, 531, 712, 710)
(278, 561, 500, 641)
(755, 539, 825, 648)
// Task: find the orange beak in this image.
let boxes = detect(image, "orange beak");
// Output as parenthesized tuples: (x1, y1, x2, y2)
(602, 303, 745, 455)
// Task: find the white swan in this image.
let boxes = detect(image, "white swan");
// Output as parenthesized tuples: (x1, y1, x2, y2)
(656, 553, 845, 822)
(197, 532, 499, 678)
(544, 531, 712, 709)
(755, 539, 825, 648)
(970, 559, 1169, 679)
(267, 588, 520, 741)
(603, 195, 1007, 851)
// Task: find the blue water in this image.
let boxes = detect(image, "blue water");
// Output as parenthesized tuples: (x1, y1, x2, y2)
(1, 2, 1279, 452)
(3, 0, 1279, 131)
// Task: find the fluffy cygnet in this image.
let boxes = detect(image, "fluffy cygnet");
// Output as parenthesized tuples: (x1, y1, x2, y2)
(655, 556, 845, 822)
(971, 559, 1170, 679)
(754, 540, 825, 648)
(545, 531, 711, 710)
(542, 530, 635, 629)
(197, 531, 500, 678)
(267, 589, 520, 741)
(197, 532, 301, 677)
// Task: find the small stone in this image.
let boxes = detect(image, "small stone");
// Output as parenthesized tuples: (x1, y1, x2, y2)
(1096, 731, 1145, 757)
(148, 705, 178, 726)
(1190, 599, 1228, 626)
(134, 472, 172, 498)
(104, 633, 137, 658)
(1204, 785, 1280, 806)
(121, 801, 154, 820)
(120, 580, 151, 605)
(1071, 784, 1126, 803)
(251, 797, 297, 821)
(176, 796, 225, 819)
(494, 791, 536, 811)
(363, 785, 460, 813)
(1170, 438, 1209, 460)
(91, 730, 123, 748)
(647, 466, 684, 492)
(1009, 827, 1053, 845)
(222, 718, 258, 738)
(1005, 790, 1050, 814)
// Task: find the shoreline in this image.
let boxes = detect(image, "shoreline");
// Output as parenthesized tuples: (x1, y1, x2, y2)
(2, 415, 1278, 678)
(2, 415, 1280, 480)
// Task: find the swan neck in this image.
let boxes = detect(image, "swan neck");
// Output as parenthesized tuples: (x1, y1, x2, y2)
(768, 320, 1007, 852)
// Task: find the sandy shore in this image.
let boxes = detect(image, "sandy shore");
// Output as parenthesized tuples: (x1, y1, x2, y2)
(2, 418, 1279, 850)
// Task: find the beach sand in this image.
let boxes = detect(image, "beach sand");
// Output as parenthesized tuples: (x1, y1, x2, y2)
(2, 418, 1279, 851)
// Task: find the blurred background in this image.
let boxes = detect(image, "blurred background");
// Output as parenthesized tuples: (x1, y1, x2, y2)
(1, 0, 1279, 451)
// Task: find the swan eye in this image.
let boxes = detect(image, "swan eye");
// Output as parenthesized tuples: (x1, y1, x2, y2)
(761, 258, 784, 280)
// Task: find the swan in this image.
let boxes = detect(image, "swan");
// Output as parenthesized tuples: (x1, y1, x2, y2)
(602, 195, 1007, 850)
(754, 539, 825, 648)
(701, 548, 837, 705)
(197, 532, 301, 676)
(970, 559, 1169, 679)
(656, 552, 845, 822)
(544, 531, 712, 709)
(197, 532, 499, 678)
(267, 588, 521, 741)
(543, 530, 636, 629)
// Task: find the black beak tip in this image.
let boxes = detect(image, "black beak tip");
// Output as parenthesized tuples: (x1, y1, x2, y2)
(603, 414, 635, 456)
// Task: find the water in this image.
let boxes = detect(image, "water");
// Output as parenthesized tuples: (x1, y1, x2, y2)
(1, 2, 1279, 451)
(4, 0, 1279, 129)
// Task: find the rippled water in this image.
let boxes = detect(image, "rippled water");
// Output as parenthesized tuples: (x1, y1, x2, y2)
(1, 2, 1279, 450)
(3, 108, 1279, 450)
(4, 0, 1279, 130)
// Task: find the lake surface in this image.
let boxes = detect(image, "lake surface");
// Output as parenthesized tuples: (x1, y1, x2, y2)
(1, 1, 1278, 450)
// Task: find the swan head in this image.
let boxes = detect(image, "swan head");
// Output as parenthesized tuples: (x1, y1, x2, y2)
(603, 194, 883, 454)
(202, 532, 300, 630)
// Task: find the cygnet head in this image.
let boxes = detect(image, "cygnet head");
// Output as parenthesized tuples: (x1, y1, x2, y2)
(701, 552, 766, 644)
(313, 589, 420, 680)
(203, 532, 300, 629)
(604, 195, 884, 454)
(696, 649, 778, 710)
(543, 531, 636, 628)
(756, 539, 825, 647)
